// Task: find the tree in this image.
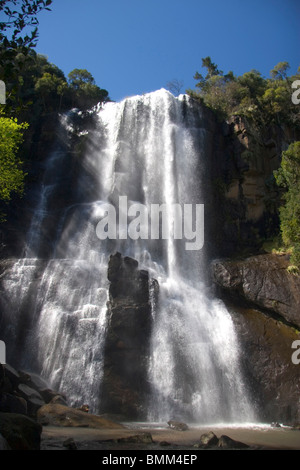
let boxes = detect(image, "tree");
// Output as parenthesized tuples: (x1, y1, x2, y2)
(0, 0, 53, 113)
(0, 115, 28, 217)
(68, 69, 109, 109)
(166, 79, 184, 96)
(0, 0, 52, 48)
(270, 62, 290, 81)
(188, 58, 300, 127)
(274, 141, 300, 267)
(34, 72, 67, 111)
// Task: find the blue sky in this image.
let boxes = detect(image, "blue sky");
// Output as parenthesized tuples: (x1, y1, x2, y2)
(30, 0, 300, 101)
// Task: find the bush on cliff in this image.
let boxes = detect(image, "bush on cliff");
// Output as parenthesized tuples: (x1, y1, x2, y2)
(274, 141, 300, 268)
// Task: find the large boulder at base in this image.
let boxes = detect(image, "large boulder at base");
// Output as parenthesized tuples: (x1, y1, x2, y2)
(37, 403, 124, 429)
(211, 254, 300, 328)
(218, 434, 249, 449)
(0, 392, 27, 415)
(0, 413, 42, 450)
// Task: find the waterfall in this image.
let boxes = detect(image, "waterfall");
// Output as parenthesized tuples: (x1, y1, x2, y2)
(1, 89, 255, 423)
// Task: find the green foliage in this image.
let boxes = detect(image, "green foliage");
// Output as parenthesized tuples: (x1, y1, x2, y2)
(0, 114, 28, 206)
(0, 0, 53, 112)
(274, 142, 300, 266)
(68, 69, 109, 110)
(188, 57, 300, 127)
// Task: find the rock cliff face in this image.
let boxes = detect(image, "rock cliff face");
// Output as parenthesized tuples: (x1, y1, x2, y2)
(211, 253, 300, 424)
(204, 114, 300, 258)
(211, 254, 300, 328)
(99, 253, 157, 420)
(231, 306, 300, 424)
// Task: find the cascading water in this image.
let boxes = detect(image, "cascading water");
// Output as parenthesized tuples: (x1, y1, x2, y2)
(1, 89, 255, 423)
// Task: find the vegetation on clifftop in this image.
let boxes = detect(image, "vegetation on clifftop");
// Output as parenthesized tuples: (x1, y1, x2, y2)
(187, 56, 300, 129)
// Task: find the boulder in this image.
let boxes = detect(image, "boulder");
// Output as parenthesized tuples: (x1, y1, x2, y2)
(0, 412, 42, 450)
(17, 383, 44, 402)
(230, 305, 300, 424)
(39, 388, 67, 405)
(167, 420, 189, 431)
(37, 403, 125, 429)
(0, 392, 27, 415)
(49, 394, 68, 406)
(63, 437, 78, 450)
(199, 431, 219, 447)
(17, 383, 45, 416)
(0, 433, 11, 450)
(218, 434, 249, 449)
(211, 254, 300, 328)
(3, 364, 21, 388)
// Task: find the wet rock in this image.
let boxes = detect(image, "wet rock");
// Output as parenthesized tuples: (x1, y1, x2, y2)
(17, 383, 45, 416)
(271, 422, 281, 428)
(211, 254, 300, 328)
(3, 364, 21, 388)
(49, 395, 68, 406)
(0, 392, 27, 415)
(159, 441, 171, 446)
(37, 403, 125, 429)
(0, 412, 42, 450)
(39, 388, 67, 404)
(230, 305, 300, 424)
(0, 433, 11, 450)
(218, 434, 249, 449)
(116, 433, 153, 444)
(63, 437, 78, 450)
(199, 431, 219, 447)
(100, 253, 156, 420)
(167, 420, 189, 431)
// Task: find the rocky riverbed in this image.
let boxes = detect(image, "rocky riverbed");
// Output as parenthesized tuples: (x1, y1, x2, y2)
(1, 362, 300, 450)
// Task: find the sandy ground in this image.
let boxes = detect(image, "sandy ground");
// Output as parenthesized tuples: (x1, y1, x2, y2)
(41, 423, 300, 451)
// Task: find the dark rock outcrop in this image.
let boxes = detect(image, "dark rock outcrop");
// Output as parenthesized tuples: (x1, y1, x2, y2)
(218, 434, 249, 449)
(211, 253, 300, 328)
(99, 253, 157, 420)
(0, 363, 67, 418)
(211, 253, 300, 424)
(0, 433, 11, 450)
(231, 305, 300, 424)
(0, 412, 42, 450)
